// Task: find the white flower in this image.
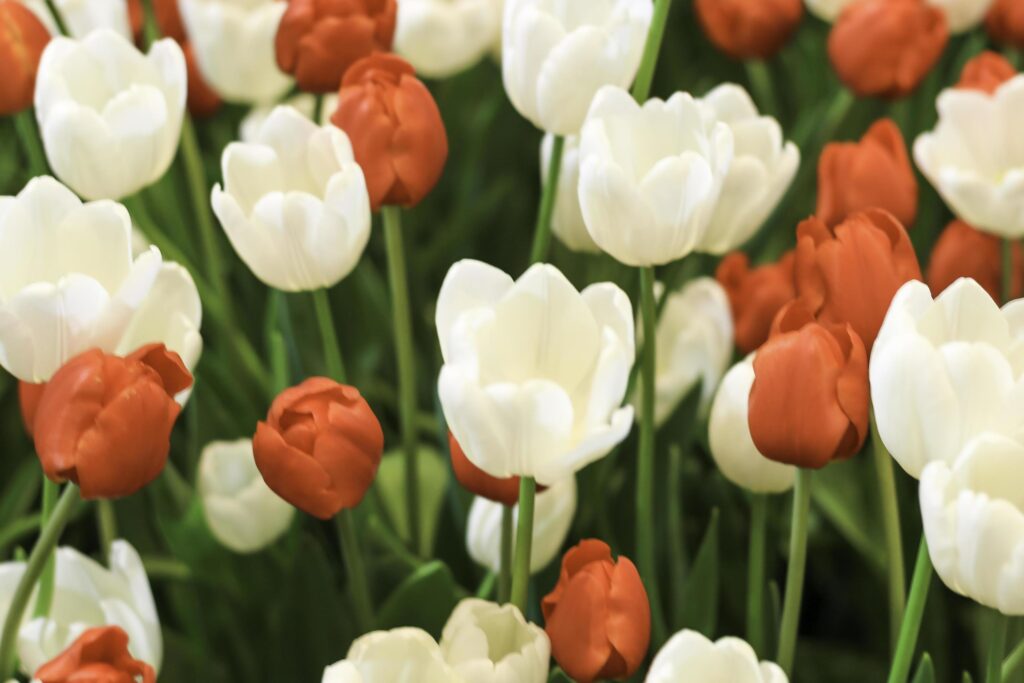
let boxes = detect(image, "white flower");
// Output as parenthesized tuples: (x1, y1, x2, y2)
(179, 0, 292, 104)
(437, 260, 635, 485)
(696, 84, 799, 255)
(870, 278, 1024, 479)
(466, 476, 576, 574)
(578, 86, 734, 267)
(542, 134, 599, 253)
(322, 628, 457, 683)
(20, 0, 133, 39)
(395, 0, 501, 79)
(914, 76, 1024, 239)
(926, 0, 995, 33)
(212, 106, 372, 292)
(240, 93, 338, 143)
(34, 29, 186, 201)
(198, 438, 295, 554)
(920, 433, 1024, 614)
(803, 0, 854, 21)
(709, 356, 796, 494)
(439, 599, 549, 683)
(502, 0, 653, 135)
(646, 630, 788, 683)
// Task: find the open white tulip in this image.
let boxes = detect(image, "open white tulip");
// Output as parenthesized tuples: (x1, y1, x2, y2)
(240, 93, 338, 143)
(920, 433, 1024, 614)
(466, 476, 576, 574)
(871, 278, 1024, 479)
(502, 0, 653, 135)
(696, 84, 799, 255)
(439, 599, 549, 683)
(20, 0, 134, 39)
(578, 86, 734, 266)
(212, 106, 372, 292)
(709, 356, 796, 494)
(437, 260, 635, 485)
(34, 29, 186, 201)
(395, 0, 501, 79)
(927, 0, 995, 32)
(542, 134, 599, 253)
(803, 0, 854, 21)
(914, 76, 1024, 239)
(646, 630, 788, 683)
(199, 438, 295, 554)
(179, 0, 292, 104)
(322, 628, 456, 683)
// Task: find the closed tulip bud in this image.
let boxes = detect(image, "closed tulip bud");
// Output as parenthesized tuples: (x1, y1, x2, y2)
(395, 0, 500, 79)
(0, 1, 49, 116)
(18, 381, 45, 437)
(987, 0, 1024, 48)
(956, 51, 1016, 94)
(928, 220, 1023, 302)
(20, 0, 138, 39)
(716, 251, 797, 354)
(817, 119, 918, 228)
(449, 431, 520, 505)
(332, 53, 448, 210)
(322, 628, 455, 683)
(749, 303, 870, 468)
(542, 540, 650, 683)
(695, 0, 803, 61)
(253, 378, 384, 519)
(240, 93, 338, 141)
(929, 0, 996, 32)
(805, 0, 855, 21)
(33, 627, 155, 683)
(542, 134, 600, 254)
(647, 630, 789, 683)
(439, 599, 550, 682)
(828, 0, 948, 100)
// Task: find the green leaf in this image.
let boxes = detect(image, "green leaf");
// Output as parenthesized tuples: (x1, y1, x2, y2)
(811, 457, 887, 573)
(547, 667, 573, 683)
(912, 654, 935, 683)
(373, 447, 448, 556)
(376, 560, 462, 639)
(678, 508, 720, 637)
(0, 457, 40, 526)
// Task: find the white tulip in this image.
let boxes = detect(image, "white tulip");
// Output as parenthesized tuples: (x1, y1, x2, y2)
(466, 476, 576, 574)
(395, 0, 501, 79)
(240, 93, 338, 143)
(502, 0, 653, 135)
(914, 76, 1024, 239)
(578, 86, 734, 267)
(709, 356, 796, 494)
(926, 0, 995, 32)
(437, 260, 635, 485)
(696, 84, 799, 255)
(541, 134, 599, 253)
(920, 433, 1024, 614)
(322, 628, 457, 683)
(870, 278, 1024, 479)
(212, 106, 372, 292)
(34, 29, 186, 201)
(803, 0, 854, 21)
(439, 599, 549, 683)
(179, 0, 292, 104)
(199, 438, 295, 554)
(646, 630, 788, 683)
(20, 0, 133, 39)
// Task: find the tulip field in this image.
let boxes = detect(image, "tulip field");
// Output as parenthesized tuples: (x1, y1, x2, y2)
(2, 0, 1024, 681)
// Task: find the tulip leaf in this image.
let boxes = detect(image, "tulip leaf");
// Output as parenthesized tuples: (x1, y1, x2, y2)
(547, 667, 573, 683)
(912, 654, 935, 683)
(375, 560, 462, 638)
(0, 456, 40, 525)
(374, 447, 448, 556)
(678, 508, 720, 637)
(811, 456, 887, 573)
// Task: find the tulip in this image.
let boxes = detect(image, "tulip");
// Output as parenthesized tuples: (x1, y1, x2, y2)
(322, 628, 455, 683)
(20, 0, 135, 39)
(18, 381, 44, 437)
(915, 75, 1024, 238)
(436, 260, 635, 485)
(449, 431, 521, 506)
(696, 84, 800, 255)
(542, 134, 600, 254)
(928, 0, 996, 32)
(466, 476, 576, 574)
(749, 303, 870, 468)
(153, 0, 185, 40)
(986, 0, 1024, 48)
(395, 0, 500, 79)
(870, 278, 1024, 478)
(331, 53, 448, 210)
(275, 0, 396, 93)
(709, 356, 796, 494)
(956, 51, 1016, 94)
(716, 250, 796, 354)
(828, 0, 948, 100)
(817, 119, 918, 229)
(694, 0, 803, 61)
(211, 105, 372, 292)
(439, 599, 550, 682)
(793, 209, 922, 350)
(542, 539, 650, 683)
(577, 86, 734, 267)
(0, 1, 49, 116)
(928, 220, 1023, 302)
(804, 0, 854, 21)
(253, 378, 384, 519)
(646, 630, 789, 683)
(240, 93, 338, 142)
(198, 438, 295, 554)
(33, 626, 155, 683)
(151, 0, 221, 117)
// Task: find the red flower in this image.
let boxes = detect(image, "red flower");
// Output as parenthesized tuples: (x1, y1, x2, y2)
(19, 380, 45, 437)
(956, 51, 1017, 94)
(716, 250, 796, 354)
(449, 432, 521, 506)
(694, 0, 803, 61)
(0, 0, 50, 115)
(986, 0, 1024, 49)
(927, 220, 1023, 303)
(35, 626, 155, 683)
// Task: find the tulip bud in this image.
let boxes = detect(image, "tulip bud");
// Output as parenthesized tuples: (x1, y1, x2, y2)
(0, 1, 49, 115)
(956, 50, 1016, 94)
(817, 119, 918, 229)
(449, 432, 520, 506)
(542, 539, 650, 683)
(33, 627, 155, 683)
(439, 599, 550, 682)
(986, 0, 1024, 48)
(253, 378, 384, 519)
(323, 628, 455, 682)
(927, 220, 1023, 302)
(716, 251, 796, 354)
(331, 53, 448, 210)
(18, 381, 45, 437)
(542, 134, 600, 254)
(749, 303, 870, 468)
(394, 0, 500, 79)
(647, 630, 789, 683)
(929, 0, 997, 33)
(32, 344, 192, 499)
(828, 0, 948, 100)
(152, 0, 221, 117)
(694, 0, 803, 61)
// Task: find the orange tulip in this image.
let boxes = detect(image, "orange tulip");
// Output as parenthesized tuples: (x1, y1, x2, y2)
(153, 0, 185, 42)
(32, 345, 192, 500)
(542, 539, 650, 683)
(253, 377, 384, 519)
(817, 119, 917, 228)
(987, 0, 1024, 49)
(35, 626, 155, 683)
(694, 0, 803, 61)
(794, 209, 921, 350)
(928, 220, 1023, 303)
(716, 250, 797, 354)
(956, 51, 1017, 94)
(748, 303, 869, 468)
(128, 0, 143, 42)
(276, 0, 396, 93)
(0, 0, 50, 115)
(18, 380, 45, 437)
(331, 53, 448, 210)
(449, 432, 521, 506)
(828, 0, 948, 99)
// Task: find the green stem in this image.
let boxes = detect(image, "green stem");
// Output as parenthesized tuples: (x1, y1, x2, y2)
(509, 477, 536, 612)
(313, 94, 325, 125)
(990, 612, 1010, 683)
(31, 480, 58, 619)
(336, 510, 374, 633)
(1003, 634, 1024, 681)
(476, 572, 497, 600)
(872, 412, 906, 650)
(0, 485, 81, 678)
(142, 556, 192, 581)
(777, 468, 812, 675)
(312, 289, 347, 383)
(366, 515, 422, 571)
(42, 0, 69, 35)
(745, 60, 778, 118)
(498, 504, 513, 603)
(630, 0, 674, 102)
(747, 494, 768, 655)
(97, 500, 117, 559)
(1004, 239, 1016, 304)
(13, 111, 48, 177)
(529, 135, 565, 263)
(888, 537, 934, 683)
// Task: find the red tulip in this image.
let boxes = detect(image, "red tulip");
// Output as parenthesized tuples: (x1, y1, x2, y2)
(694, 0, 803, 61)
(19, 380, 45, 437)
(956, 51, 1017, 94)
(449, 432, 521, 506)
(716, 250, 797, 354)
(34, 626, 155, 683)
(928, 220, 1023, 303)
(986, 0, 1024, 49)
(0, 0, 50, 115)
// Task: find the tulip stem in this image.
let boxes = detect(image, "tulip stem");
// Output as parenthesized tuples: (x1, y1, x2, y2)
(31, 479, 58, 620)
(0, 484, 81, 678)
(42, 0, 69, 35)
(312, 289, 347, 383)
(777, 468, 812, 675)
(745, 61, 778, 118)
(872, 412, 906, 650)
(14, 111, 48, 178)
(336, 510, 374, 633)
(313, 95, 325, 125)
(631, 0, 674, 102)
(382, 206, 421, 553)
(97, 500, 117, 560)
(1003, 239, 1015, 304)
(989, 612, 1010, 683)
(746, 494, 768, 655)
(509, 477, 536, 612)
(1002, 633, 1024, 680)
(498, 504, 514, 603)
(887, 537, 933, 683)
(529, 135, 564, 263)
